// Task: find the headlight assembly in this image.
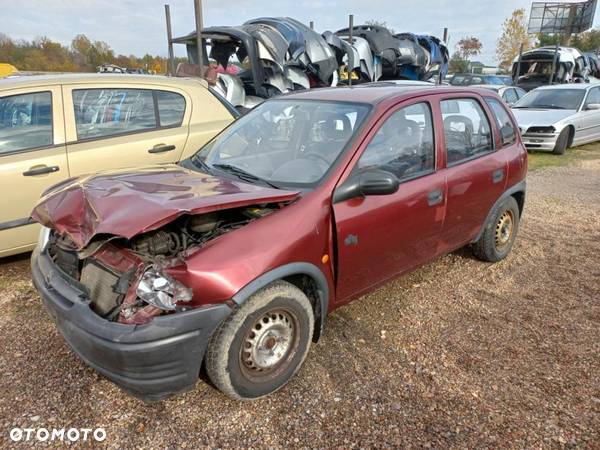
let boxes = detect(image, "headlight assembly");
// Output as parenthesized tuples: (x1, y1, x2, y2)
(136, 266, 193, 311)
(38, 226, 51, 251)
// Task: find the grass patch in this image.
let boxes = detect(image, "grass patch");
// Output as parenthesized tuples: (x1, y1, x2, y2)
(528, 142, 600, 171)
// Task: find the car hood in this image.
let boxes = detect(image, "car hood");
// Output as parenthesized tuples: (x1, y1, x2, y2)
(510, 108, 575, 130)
(31, 164, 300, 250)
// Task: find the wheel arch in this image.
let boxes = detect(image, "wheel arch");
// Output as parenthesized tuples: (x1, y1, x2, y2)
(472, 180, 526, 244)
(565, 124, 576, 147)
(231, 263, 330, 342)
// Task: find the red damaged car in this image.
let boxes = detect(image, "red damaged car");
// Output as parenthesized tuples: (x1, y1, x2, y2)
(31, 85, 527, 401)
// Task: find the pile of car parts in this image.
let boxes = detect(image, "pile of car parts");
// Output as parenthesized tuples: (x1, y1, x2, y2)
(172, 17, 449, 108)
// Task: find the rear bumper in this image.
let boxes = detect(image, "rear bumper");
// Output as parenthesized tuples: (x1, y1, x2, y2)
(521, 132, 559, 151)
(31, 248, 232, 402)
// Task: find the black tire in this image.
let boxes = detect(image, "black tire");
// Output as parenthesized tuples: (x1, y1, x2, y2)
(205, 281, 314, 400)
(472, 196, 520, 263)
(553, 128, 570, 155)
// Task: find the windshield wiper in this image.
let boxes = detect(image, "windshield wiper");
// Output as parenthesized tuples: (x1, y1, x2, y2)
(191, 155, 213, 174)
(533, 105, 566, 109)
(212, 163, 279, 189)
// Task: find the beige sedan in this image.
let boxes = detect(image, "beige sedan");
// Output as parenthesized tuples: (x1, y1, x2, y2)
(0, 73, 236, 257)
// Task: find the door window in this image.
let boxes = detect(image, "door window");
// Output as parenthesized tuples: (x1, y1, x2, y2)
(0, 91, 53, 154)
(584, 87, 600, 108)
(485, 98, 517, 146)
(357, 102, 435, 180)
(157, 91, 185, 127)
(441, 98, 493, 165)
(503, 88, 518, 105)
(72, 88, 156, 140)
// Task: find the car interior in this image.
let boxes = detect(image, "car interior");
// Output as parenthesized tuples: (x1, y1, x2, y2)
(0, 92, 53, 153)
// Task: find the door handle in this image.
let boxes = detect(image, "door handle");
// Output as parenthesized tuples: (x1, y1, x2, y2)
(427, 188, 444, 206)
(492, 168, 505, 184)
(148, 144, 176, 154)
(22, 165, 59, 176)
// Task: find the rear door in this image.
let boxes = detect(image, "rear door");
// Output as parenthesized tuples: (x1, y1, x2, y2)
(63, 83, 191, 176)
(0, 86, 68, 256)
(437, 95, 508, 253)
(333, 100, 446, 302)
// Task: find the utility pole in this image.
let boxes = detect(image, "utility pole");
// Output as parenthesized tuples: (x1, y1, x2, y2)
(310, 21, 314, 30)
(194, 0, 205, 78)
(164, 4, 175, 75)
(348, 14, 354, 87)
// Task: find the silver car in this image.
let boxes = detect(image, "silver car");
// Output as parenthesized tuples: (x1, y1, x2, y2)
(472, 84, 527, 106)
(511, 84, 600, 154)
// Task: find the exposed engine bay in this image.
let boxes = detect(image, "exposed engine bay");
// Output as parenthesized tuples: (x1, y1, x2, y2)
(48, 205, 277, 326)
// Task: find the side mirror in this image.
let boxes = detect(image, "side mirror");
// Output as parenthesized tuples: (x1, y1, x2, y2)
(333, 169, 400, 204)
(586, 103, 600, 111)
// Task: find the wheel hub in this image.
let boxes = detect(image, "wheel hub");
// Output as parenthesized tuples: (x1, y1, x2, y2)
(242, 311, 295, 372)
(495, 210, 514, 249)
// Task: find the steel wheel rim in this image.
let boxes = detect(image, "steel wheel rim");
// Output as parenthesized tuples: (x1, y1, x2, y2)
(240, 308, 299, 381)
(495, 210, 514, 251)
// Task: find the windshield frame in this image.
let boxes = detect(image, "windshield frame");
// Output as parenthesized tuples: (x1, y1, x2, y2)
(512, 88, 586, 111)
(189, 98, 374, 190)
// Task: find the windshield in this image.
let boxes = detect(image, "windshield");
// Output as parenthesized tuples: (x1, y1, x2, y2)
(513, 89, 585, 110)
(483, 76, 504, 85)
(192, 99, 371, 187)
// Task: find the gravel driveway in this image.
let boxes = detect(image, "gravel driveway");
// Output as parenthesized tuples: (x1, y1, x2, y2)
(1, 156, 599, 448)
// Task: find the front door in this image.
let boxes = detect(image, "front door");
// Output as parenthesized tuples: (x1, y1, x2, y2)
(575, 86, 600, 145)
(0, 86, 68, 256)
(62, 84, 191, 176)
(333, 101, 446, 302)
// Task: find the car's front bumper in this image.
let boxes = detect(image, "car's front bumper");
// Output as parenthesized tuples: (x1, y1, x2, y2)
(31, 247, 232, 402)
(521, 132, 559, 151)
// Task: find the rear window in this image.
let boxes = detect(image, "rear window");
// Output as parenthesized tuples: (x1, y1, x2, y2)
(0, 91, 53, 154)
(485, 98, 517, 146)
(157, 91, 185, 127)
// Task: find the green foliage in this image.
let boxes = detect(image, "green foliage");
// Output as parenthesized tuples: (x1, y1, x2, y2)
(538, 29, 600, 51)
(0, 33, 178, 73)
(449, 51, 468, 73)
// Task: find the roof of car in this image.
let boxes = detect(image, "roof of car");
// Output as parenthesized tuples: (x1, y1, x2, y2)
(0, 73, 209, 90)
(534, 83, 595, 91)
(282, 84, 483, 105)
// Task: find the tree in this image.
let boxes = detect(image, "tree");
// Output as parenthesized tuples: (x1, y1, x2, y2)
(365, 19, 394, 34)
(496, 8, 536, 71)
(449, 51, 469, 73)
(456, 36, 483, 61)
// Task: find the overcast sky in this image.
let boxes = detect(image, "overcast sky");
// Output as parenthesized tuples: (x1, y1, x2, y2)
(2, 0, 600, 65)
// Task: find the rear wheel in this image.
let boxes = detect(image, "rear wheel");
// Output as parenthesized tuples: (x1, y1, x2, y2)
(472, 196, 520, 262)
(552, 128, 570, 155)
(205, 281, 314, 400)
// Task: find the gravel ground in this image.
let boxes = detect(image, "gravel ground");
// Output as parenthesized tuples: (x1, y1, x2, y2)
(1, 156, 599, 448)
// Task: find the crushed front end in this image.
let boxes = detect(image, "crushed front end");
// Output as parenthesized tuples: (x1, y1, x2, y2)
(29, 167, 299, 401)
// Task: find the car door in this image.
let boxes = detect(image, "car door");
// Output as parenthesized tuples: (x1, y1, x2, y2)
(63, 83, 191, 177)
(575, 86, 600, 144)
(0, 86, 68, 257)
(437, 95, 508, 253)
(333, 100, 446, 302)
(502, 88, 519, 106)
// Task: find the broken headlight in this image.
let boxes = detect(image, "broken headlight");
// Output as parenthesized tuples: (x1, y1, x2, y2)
(38, 226, 51, 251)
(136, 266, 193, 311)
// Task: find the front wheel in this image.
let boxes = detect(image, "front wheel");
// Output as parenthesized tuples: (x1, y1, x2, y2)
(552, 128, 570, 155)
(472, 196, 520, 263)
(205, 281, 314, 400)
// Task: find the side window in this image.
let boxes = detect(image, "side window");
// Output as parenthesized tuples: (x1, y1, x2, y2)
(0, 91, 53, 154)
(584, 87, 600, 107)
(72, 88, 156, 140)
(441, 98, 493, 165)
(485, 98, 517, 146)
(157, 90, 185, 127)
(503, 88, 518, 105)
(515, 88, 526, 99)
(357, 102, 435, 180)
